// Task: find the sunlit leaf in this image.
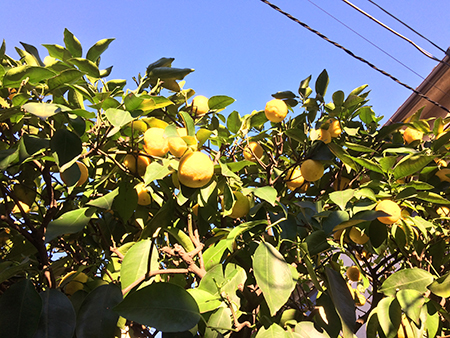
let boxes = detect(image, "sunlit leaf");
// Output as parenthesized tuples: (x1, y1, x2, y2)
(379, 268, 434, 296)
(45, 207, 96, 242)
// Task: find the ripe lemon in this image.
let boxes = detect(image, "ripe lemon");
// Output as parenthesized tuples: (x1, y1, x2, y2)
(243, 141, 264, 162)
(437, 206, 450, 217)
(178, 152, 214, 188)
(192, 95, 209, 116)
(143, 128, 169, 157)
(226, 191, 250, 219)
(403, 127, 423, 144)
(300, 159, 324, 182)
(311, 128, 331, 144)
(375, 200, 401, 224)
(264, 99, 288, 123)
(177, 128, 188, 137)
(123, 154, 151, 176)
(328, 118, 342, 138)
(61, 161, 89, 187)
(346, 266, 361, 282)
(62, 271, 88, 296)
(286, 167, 307, 191)
(130, 120, 148, 133)
(333, 176, 351, 190)
(349, 227, 369, 245)
(135, 182, 152, 206)
(168, 137, 188, 157)
(436, 168, 450, 182)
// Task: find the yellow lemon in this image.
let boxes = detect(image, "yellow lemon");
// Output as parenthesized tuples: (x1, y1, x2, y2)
(123, 154, 151, 176)
(346, 266, 361, 282)
(178, 152, 214, 188)
(62, 272, 88, 296)
(286, 167, 307, 192)
(403, 127, 423, 144)
(135, 183, 152, 206)
(375, 200, 401, 224)
(168, 137, 188, 157)
(226, 191, 250, 219)
(311, 128, 331, 144)
(61, 161, 89, 187)
(300, 159, 324, 182)
(243, 142, 264, 162)
(349, 227, 369, 245)
(328, 118, 342, 138)
(192, 95, 209, 116)
(436, 168, 450, 182)
(143, 128, 169, 157)
(264, 99, 288, 123)
(130, 120, 148, 133)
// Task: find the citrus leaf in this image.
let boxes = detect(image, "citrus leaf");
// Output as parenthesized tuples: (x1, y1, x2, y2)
(45, 207, 96, 242)
(226, 110, 241, 134)
(48, 69, 84, 91)
(86, 188, 119, 209)
(256, 323, 291, 337)
(50, 129, 82, 169)
(86, 38, 115, 62)
(143, 161, 173, 185)
(3, 65, 55, 87)
(379, 268, 434, 296)
(416, 191, 450, 204)
(186, 289, 222, 313)
(114, 282, 200, 333)
(253, 241, 296, 316)
(63, 28, 82, 58)
(23, 102, 68, 120)
(294, 321, 331, 337)
(204, 307, 233, 336)
(343, 142, 374, 153)
(208, 95, 235, 111)
(377, 296, 401, 338)
(329, 189, 354, 211)
(428, 273, 450, 298)
(105, 108, 133, 128)
(396, 289, 424, 325)
(253, 186, 277, 206)
(393, 154, 434, 180)
(0, 279, 42, 338)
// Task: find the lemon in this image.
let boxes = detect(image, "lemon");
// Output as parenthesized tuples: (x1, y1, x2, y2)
(349, 227, 369, 245)
(62, 271, 88, 296)
(354, 289, 366, 307)
(226, 191, 250, 219)
(311, 128, 331, 144)
(168, 137, 188, 157)
(328, 118, 342, 138)
(178, 152, 214, 188)
(123, 154, 151, 176)
(346, 266, 361, 282)
(436, 168, 450, 182)
(130, 120, 148, 133)
(375, 200, 401, 224)
(192, 95, 209, 116)
(264, 99, 288, 123)
(143, 128, 169, 157)
(243, 142, 264, 162)
(135, 182, 152, 206)
(286, 167, 307, 191)
(61, 161, 89, 187)
(403, 127, 423, 144)
(300, 159, 324, 182)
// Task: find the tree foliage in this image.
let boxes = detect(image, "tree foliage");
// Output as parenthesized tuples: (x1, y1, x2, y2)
(0, 30, 449, 338)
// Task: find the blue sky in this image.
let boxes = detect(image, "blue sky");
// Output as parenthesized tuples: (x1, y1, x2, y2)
(3, 0, 450, 124)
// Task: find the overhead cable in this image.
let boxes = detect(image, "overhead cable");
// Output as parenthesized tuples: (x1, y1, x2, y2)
(340, 0, 443, 63)
(258, 0, 450, 114)
(367, 0, 447, 55)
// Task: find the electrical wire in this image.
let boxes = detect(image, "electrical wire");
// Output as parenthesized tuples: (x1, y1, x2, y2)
(366, 0, 447, 55)
(340, 0, 442, 62)
(258, 0, 450, 114)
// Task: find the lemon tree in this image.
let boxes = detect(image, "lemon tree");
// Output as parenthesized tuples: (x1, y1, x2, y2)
(0, 30, 449, 338)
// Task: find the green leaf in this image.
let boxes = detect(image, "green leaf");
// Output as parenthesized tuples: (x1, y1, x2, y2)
(63, 29, 82, 58)
(379, 268, 434, 296)
(208, 95, 235, 110)
(143, 161, 173, 185)
(114, 282, 200, 332)
(202, 240, 229, 270)
(325, 267, 356, 336)
(226, 110, 241, 134)
(23, 102, 67, 120)
(225, 220, 267, 252)
(428, 273, 450, 298)
(327, 143, 358, 171)
(329, 189, 354, 211)
(120, 239, 158, 293)
(50, 128, 82, 169)
(45, 207, 96, 242)
(0, 279, 42, 338)
(305, 230, 330, 256)
(298, 75, 312, 97)
(416, 191, 450, 204)
(186, 289, 222, 313)
(148, 67, 194, 80)
(393, 154, 434, 180)
(294, 321, 331, 337)
(179, 111, 195, 136)
(377, 296, 401, 338)
(76, 284, 123, 338)
(396, 289, 424, 325)
(139, 197, 174, 240)
(3, 65, 56, 87)
(204, 307, 233, 337)
(253, 186, 278, 207)
(42, 44, 72, 61)
(86, 38, 115, 62)
(253, 241, 296, 316)
(48, 69, 84, 91)
(20, 42, 45, 66)
(34, 289, 76, 338)
(351, 157, 384, 175)
(105, 108, 133, 128)
(344, 141, 375, 153)
(87, 188, 119, 209)
(256, 323, 290, 337)
(315, 69, 329, 97)
(68, 57, 100, 78)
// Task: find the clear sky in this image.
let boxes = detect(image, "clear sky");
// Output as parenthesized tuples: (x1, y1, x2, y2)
(2, 0, 450, 124)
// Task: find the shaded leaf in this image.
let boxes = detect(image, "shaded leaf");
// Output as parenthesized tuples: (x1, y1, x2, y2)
(87, 188, 119, 209)
(86, 38, 115, 62)
(377, 296, 401, 338)
(46, 207, 96, 242)
(50, 128, 82, 168)
(379, 268, 434, 296)
(428, 272, 450, 298)
(63, 29, 82, 58)
(396, 289, 424, 325)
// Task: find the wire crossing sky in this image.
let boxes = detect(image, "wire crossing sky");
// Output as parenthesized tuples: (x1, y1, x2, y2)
(2, 0, 450, 123)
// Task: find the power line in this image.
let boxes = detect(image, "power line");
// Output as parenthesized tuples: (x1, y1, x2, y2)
(305, 0, 450, 102)
(340, 0, 443, 63)
(366, 0, 447, 55)
(258, 0, 450, 114)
